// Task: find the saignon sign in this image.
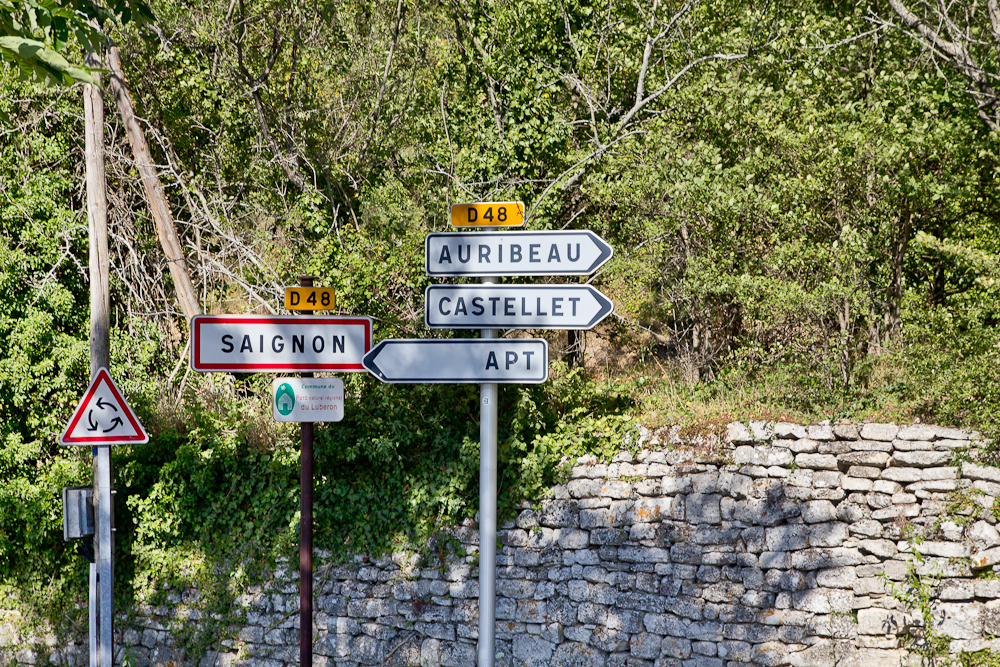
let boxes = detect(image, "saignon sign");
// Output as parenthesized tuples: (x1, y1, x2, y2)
(191, 315, 372, 372)
(425, 230, 614, 277)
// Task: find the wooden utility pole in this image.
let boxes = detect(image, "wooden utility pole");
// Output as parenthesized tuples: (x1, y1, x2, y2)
(84, 45, 114, 667)
(106, 46, 201, 321)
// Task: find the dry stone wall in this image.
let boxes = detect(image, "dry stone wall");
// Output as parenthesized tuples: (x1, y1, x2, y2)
(7, 422, 1000, 667)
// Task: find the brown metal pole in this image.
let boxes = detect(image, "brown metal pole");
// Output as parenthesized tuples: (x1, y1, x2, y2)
(299, 275, 314, 667)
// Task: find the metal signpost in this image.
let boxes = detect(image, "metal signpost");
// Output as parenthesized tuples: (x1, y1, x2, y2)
(192, 297, 369, 667)
(60, 368, 149, 667)
(426, 230, 613, 276)
(425, 284, 614, 330)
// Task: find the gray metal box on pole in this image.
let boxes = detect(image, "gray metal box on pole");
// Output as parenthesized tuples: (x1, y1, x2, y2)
(62, 486, 95, 541)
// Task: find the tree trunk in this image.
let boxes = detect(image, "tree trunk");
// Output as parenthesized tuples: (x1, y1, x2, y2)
(105, 46, 202, 321)
(885, 212, 913, 342)
(85, 53, 110, 375)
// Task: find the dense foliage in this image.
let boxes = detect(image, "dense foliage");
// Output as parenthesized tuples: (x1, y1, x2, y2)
(2, 0, 1000, 653)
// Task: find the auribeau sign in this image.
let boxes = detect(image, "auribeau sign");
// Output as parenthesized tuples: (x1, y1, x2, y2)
(425, 231, 613, 276)
(190, 315, 372, 372)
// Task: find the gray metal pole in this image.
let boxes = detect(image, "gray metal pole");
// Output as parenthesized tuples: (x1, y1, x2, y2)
(96, 447, 113, 667)
(89, 560, 98, 667)
(478, 276, 498, 667)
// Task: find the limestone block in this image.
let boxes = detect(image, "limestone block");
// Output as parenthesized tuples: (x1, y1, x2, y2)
(922, 466, 958, 480)
(775, 422, 807, 439)
(630, 498, 673, 523)
(892, 439, 932, 451)
(871, 504, 919, 521)
(848, 466, 881, 479)
(965, 462, 1000, 484)
(939, 579, 975, 601)
(752, 641, 791, 666)
(819, 441, 853, 455)
(971, 521, 1000, 552)
(907, 479, 964, 493)
(567, 479, 602, 498)
(726, 422, 754, 444)
(890, 493, 917, 505)
(513, 635, 554, 663)
(661, 475, 693, 495)
(937, 439, 974, 450)
(813, 471, 841, 488)
(859, 424, 899, 441)
(808, 424, 836, 441)
(796, 454, 838, 471)
(872, 480, 902, 495)
(842, 477, 873, 492)
(661, 635, 693, 659)
(599, 480, 634, 499)
(802, 500, 838, 524)
(838, 452, 890, 469)
(791, 547, 862, 570)
(628, 632, 663, 659)
(933, 602, 982, 639)
(812, 488, 846, 501)
(935, 426, 973, 440)
(833, 424, 860, 440)
(857, 608, 907, 635)
(880, 467, 922, 483)
(540, 500, 580, 528)
(984, 600, 1000, 636)
(852, 440, 893, 452)
(854, 577, 887, 595)
(897, 425, 938, 441)
(766, 524, 811, 551)
(893, 451, 951, 467)
(788, 640, 836, 667)
(789, 438, 820, 453)
(558, 529, 589, 550)
(815, 566, 857, 589)
(686, 494, 721, 525)
(734, 445, 793, 467)
(690, 472, 719, 494)
(972, 547, 1000, 570)
(837, 502, 871, 523)
(866, 493, 892, 509)
(850, 520, 883, 539)
(791, 588, 853, 613)
(810, 522, 849, 548)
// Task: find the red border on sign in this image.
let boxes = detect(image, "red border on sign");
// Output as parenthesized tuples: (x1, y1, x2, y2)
(61, 368, 149, 444)
(191, 315, 373, 372)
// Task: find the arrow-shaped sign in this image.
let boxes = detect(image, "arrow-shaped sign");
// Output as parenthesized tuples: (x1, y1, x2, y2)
(425, 284, 614, 330)
(363, 339, 548, 384)
(425, 231, 613, 277)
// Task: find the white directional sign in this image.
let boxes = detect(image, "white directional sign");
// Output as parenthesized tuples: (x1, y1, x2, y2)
(363, 339, 548, 383)
(425, 284, 614, 330)
(273, 378, 344, 422)
(191, 315, 372, 372)
(61, 368, 148, 445)
(425, 231, 613, 276)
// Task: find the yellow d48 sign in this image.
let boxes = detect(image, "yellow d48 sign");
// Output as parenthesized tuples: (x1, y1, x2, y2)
(285, 287, 336, 310)
(451, 202, 525, 228)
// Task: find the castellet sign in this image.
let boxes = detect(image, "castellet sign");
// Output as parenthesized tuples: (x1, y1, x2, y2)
(190, 315, 372, 372)
(425, 284, 614, 330)
(425, 231, 614, 276)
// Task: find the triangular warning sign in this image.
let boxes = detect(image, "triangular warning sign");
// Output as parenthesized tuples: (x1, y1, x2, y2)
(60, 367, 149, 446)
